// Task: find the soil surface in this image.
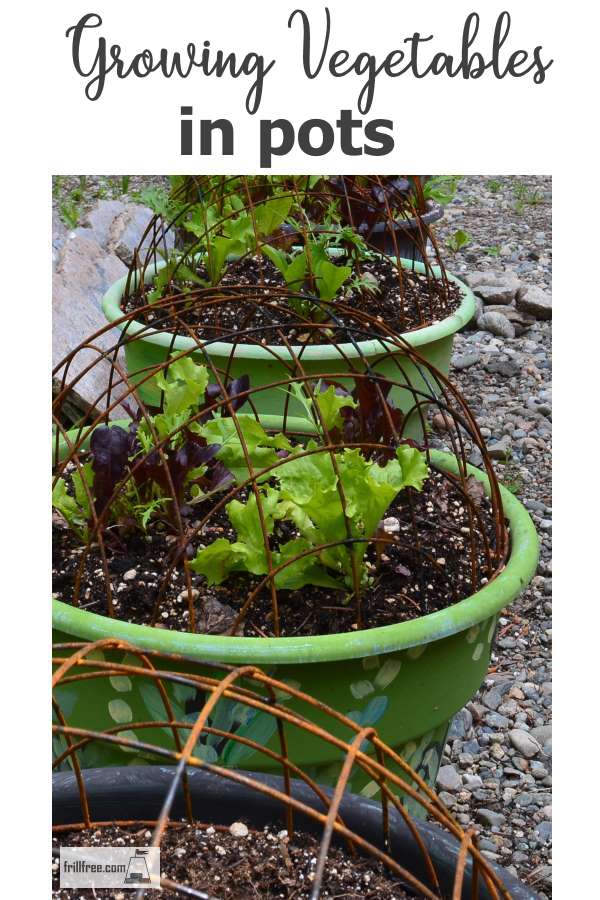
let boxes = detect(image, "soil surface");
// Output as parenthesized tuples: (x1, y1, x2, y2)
(121, 254, 463, 342)
(52, 822, 419, 899)
(52, 469, 502, 637)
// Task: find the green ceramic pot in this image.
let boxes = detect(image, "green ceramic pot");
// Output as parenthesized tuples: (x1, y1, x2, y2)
(53, 451, 538, 799)
(101, 259, 475, 427)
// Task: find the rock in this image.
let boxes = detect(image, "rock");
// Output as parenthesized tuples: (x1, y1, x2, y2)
(477, 312, 516, 339)
(534, 821, 552, 844)
(516, 285, 552, 320)
(487, 436, 512, 460)
(176, 588, 200, 604)
(452, 351, 481, 370)
(469, 447, 483, 467)
(508, 730, 542, 758)
(52, 211, 68, 270)
(529, 724, 552, 746)
(432, 412, 454, 431)
(498, 698, 518, 717)
(484, 305, 536, 327)
(473, 285, 515, 306)
(476, 809, 506, 828)
(53, 233, 128, 420)
(77, 200, 128, 248)
(381, 516, 400, 534)
(486, 711, 511, 728)
(436, 764, 462, 792)
(76, 199, 174, 266)
(448, 708, 473, 740)
(110, 203, 174, 266)
(465, 271, 522, 306)
(482, 683, 510, 711)
(479, 838, 498, 853)
(463, 774, 483, 789)
(229, 822, 249, 838)
(484, 359, 520, 378)
(462, 739, 480, 756)
(437, 791, 456, 808)
(526, 396, 551, 418)
(198, 596, 241, 635)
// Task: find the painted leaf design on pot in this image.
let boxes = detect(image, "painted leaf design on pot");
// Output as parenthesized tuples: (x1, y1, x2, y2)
(108, 699, 133, 724)
(346, 695, 389, 727)
(222, 710, 279, 767)
(374, 658, 402, 689)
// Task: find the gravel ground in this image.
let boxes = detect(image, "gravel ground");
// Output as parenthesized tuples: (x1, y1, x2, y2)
(52, 174, 552, 895)
(437, 176, 552, 897)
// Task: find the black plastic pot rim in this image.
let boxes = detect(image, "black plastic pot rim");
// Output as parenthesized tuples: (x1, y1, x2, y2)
(53, 766, 540, 900)
(366, 199, 444, 235)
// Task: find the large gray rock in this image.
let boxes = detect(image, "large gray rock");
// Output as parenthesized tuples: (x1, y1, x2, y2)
(52, 211, 68, 271)
(53, 233, 127, 420)
(477, 311, 516, 339)
(76, 199, 174, 266)
(76, 200, 127, 248)
(483, 305, 536, 327)
(516, 285, 552, 320)
(465, 271, 523, 306)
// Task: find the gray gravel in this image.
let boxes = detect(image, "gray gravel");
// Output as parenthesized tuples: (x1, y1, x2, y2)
(437, 176, 552, 897)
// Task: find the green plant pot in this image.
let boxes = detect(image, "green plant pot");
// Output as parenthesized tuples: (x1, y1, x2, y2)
(53, 452, 538, 800)
(101, 260, 475, 429)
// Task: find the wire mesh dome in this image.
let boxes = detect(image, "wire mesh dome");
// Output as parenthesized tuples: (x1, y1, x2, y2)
(52, 639, 519, 900)
(52, 297, 507, 639)
(120, 175, 459, 342)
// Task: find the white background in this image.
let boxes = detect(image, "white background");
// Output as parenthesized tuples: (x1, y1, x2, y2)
(0, 1, 597, 897)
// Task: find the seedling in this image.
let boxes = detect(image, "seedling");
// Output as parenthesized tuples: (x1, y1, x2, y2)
(446, 229, 472, 253)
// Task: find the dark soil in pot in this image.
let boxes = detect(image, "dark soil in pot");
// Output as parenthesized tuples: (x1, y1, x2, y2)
(121, 255, 462, 343)
(52, 767, 539, 900)
(52, 822, 418, 899)
(52, 469, 501, 637)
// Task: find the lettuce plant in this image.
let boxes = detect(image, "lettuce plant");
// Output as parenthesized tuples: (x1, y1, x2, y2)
(54, 354, 429, 603)
(178, 194, 293, 287)
(261, 227, 380, 322)
(191, 441, 428, 594)
(52, 357, 244, 537)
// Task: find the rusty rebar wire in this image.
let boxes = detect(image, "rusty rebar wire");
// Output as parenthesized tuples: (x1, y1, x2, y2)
(53, 640, 511, 899)
(53, 281, 507, 639)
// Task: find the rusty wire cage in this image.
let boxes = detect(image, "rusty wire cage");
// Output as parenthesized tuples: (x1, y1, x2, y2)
(52, 290, 508, 639)
(121, 175, 456, 338)
(52, 638, 517, 900)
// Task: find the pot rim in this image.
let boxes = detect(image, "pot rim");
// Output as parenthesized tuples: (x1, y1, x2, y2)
(52, 451, 539, 665)
(102, 257, 476, 362)
(52, 766, 540, 900)
(367, 198, 444, 233)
